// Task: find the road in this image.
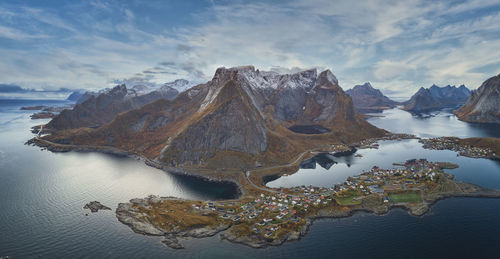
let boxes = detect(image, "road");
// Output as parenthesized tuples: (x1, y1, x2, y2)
(243, 150, 313, 194)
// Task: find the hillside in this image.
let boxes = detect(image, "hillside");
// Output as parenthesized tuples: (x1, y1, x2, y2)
(46, 84, 179, 130)
(455, 74, 500, 124)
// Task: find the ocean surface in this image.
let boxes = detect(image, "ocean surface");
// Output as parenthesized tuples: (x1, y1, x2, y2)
(1, 101, 500, 258)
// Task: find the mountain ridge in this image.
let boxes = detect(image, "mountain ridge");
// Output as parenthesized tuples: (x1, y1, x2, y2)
(41, 66, 386, 170)
(402, 84, 471, 113)
(455, 74, 500, 124)
(346, 82, 399, 113)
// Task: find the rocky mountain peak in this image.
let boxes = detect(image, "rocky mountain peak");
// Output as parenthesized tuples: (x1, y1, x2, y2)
(316, 69, 338, 87)
(346, 82, 399, 112)
(403, 84, 471, 113)
(359, 82, 373, 88)
(455, 74, 500, 124)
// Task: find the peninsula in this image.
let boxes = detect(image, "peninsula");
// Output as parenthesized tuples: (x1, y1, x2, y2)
(115, 159, 500, 249)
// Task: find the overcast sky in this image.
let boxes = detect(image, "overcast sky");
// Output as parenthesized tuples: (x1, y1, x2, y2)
(1, 0, 500, 98)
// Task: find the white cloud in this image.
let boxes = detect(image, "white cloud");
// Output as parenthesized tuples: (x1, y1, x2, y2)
(0, 0, 499, 98)
(0, 24, 48, 40)
(374, 61, 416, 81)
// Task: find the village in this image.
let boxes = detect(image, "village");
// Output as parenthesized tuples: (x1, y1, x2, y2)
(355, 133, 417, 149)
(189, 158, 448, 240)
(420, 137, 496, 159)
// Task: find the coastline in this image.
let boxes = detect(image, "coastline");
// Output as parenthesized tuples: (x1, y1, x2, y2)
(28, 133, 500, 250)
(27, 137, 245, 200)
(115, 183, 500, 249)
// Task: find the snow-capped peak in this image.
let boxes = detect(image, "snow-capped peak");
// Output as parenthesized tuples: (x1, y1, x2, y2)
(227, 66, 318, 90)
(163, 79, 192, 92)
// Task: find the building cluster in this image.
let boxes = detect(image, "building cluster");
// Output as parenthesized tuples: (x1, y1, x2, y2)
(356, 134, 416, 149)
(191, 159, 441, 240)
(420, 138, 495, 158)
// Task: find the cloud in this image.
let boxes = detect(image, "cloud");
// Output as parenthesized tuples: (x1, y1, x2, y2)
(373, 61, 416, 81)
(0, 0, 499, 99)
(0, 24, 48, 40)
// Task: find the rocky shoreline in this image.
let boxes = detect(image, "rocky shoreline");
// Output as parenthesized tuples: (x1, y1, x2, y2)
(84, 201, 111, 213)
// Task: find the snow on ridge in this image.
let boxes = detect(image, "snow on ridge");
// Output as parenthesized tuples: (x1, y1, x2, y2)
(234, 66, 318, 90)
(163, 79, 192, 92)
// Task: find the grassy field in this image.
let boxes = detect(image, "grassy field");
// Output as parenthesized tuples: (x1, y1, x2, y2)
(389, 193, 422, 203)
(335, 196, 362, 206)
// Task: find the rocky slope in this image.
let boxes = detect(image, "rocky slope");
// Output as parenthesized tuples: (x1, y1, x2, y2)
(455, 74, 500, 124)
(346, 82, 399, 112)
(402, 84, 470, 113)
(46, 84, 179, 130)
(41, 66, 386, 169)
(66, 90, 85, 102)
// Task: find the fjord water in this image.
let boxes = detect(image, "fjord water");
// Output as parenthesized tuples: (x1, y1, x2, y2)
(0, 100, 238, 258)
(1, 101, 500, 258)
(268, 108, 500, 188)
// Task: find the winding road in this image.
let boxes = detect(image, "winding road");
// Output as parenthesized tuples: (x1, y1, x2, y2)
(243, 150, 313, 194)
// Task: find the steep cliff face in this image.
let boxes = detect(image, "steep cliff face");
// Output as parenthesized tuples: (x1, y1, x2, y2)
(161, 79, 268, 166)
(455, 74, 500, 124)
(43, 66, 386, 169)
(346, 82, 399, 112)
(402, 84, 471, 113)
(46, 84, 179, 130)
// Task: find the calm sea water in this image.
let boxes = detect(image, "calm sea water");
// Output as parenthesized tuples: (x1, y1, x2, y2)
(1, 102, 500, 258)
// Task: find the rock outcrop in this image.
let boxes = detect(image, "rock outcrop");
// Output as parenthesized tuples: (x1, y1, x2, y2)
(455, 74, 500, 124)
(346, 82, 399, 112)
(84, 201, 111, 213)
(402, 84, 471, 113)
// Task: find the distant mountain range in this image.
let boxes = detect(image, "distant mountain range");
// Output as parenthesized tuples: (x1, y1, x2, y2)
(42, 66, 386, 169)
(455, 74, 500, 124)
(346, 82, 399, 113)
(402, 84, 471, 113)
(0, 84, 82, 99)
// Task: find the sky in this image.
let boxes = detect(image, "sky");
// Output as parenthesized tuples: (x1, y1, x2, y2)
(1, 0, 500, 99)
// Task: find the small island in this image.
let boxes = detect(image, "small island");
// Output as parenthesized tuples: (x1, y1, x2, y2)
(84, 201, 111, 213)
(116, 159, 500, 249)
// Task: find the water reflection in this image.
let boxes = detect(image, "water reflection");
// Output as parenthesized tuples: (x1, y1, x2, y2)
(299, 153, 337, 170)
(268, 139, 500, 189)
(366, 108, 500, 138)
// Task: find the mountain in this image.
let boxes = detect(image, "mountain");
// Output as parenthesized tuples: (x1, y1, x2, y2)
(46, 84, 179, 130)
(455, 74, 500, 124)
(163, 79, 191, 93)
(346, 82, 399, 112)
(42, 66, 386, 169)
(66, 90, 86, 102)
(402, 84, 471, 113)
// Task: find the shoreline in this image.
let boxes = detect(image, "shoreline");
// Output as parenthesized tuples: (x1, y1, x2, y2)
(29, 133, 500, 250)
(115, 184, 500, 249)
(27, 137, 245, 200)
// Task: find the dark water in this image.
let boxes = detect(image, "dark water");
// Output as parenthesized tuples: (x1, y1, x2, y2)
(1, 102, 500, 258)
